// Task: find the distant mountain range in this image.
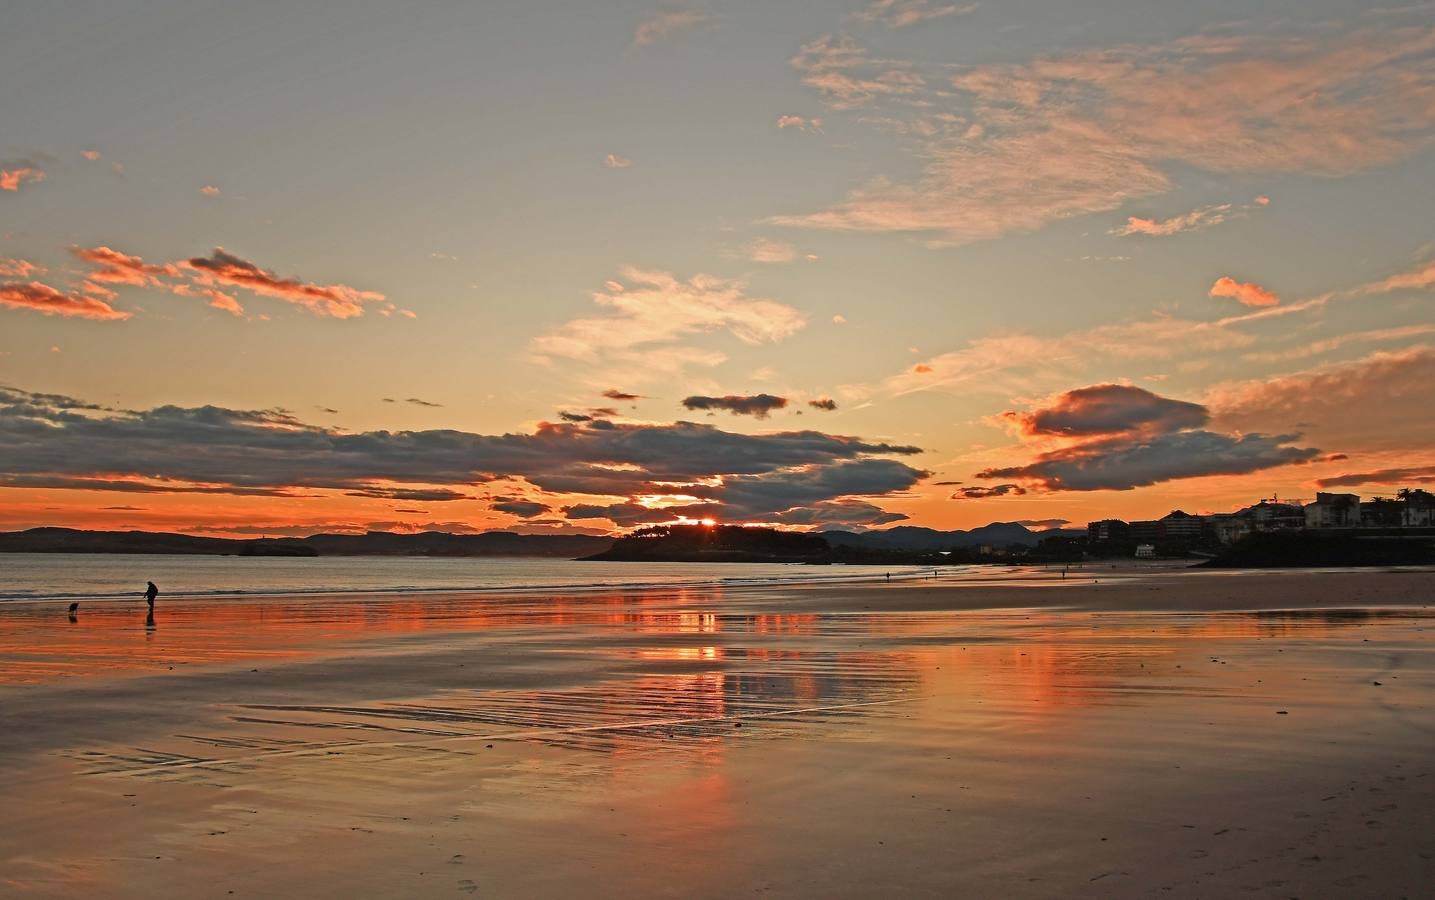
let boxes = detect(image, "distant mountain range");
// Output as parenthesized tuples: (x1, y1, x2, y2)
(0, 522, 1073, 559)
(820, 522, 1064, 550)
(0, 527, 613, 558)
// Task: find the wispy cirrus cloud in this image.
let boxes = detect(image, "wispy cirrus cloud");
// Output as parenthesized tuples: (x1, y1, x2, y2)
(1112, 196, 1271, 237)
(777, 26, 1435, 245)
(884, 314, 1254, 398)
(789, 35, 924, 110)
(853, 0, 978, 28)
(632, 10, 714, 48)
(1208, 345, 1435, 451)
(1113, 203, 1229, 237)
(1243, 324, 1435, 364)
(529, 267, 805, 383)
(744, 237, 798, 263)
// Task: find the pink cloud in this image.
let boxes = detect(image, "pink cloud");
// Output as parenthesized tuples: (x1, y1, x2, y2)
(1113, 202, 1232, 236)
(1209, 276, 1279, 307)
(1357, 258, 1435, 295)
(790, 35, 924, 109)
(200, 184, 221, 196)
(0, 281, 131, 320)
(632, 10, 713, 48)
(776, 115, 822, 131)
(745, 237, 797, 263)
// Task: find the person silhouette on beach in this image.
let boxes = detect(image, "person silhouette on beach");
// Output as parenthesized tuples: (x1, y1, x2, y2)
(144, 581, 158, 611)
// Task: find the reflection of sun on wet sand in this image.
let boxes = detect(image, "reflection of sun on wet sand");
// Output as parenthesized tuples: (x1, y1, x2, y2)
(1, 568, 1433, 897)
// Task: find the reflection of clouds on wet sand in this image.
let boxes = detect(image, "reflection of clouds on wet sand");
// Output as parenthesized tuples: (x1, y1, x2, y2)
(2, 579, 1433, 897)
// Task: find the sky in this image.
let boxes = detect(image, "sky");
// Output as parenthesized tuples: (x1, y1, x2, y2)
(2, 0, 1434, 538)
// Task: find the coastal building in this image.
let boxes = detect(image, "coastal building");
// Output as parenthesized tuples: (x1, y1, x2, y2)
(1158, 510, 1203, 541)
(1128, 520, 1160, 545)
(1134, 544, 1156, 558)
(1360, 498, 1403, 528)
(1305, 492, 1361, 529)
(1403, 489, 1435, 527)
(1205, 513, 1253, 545)
(1239, 500, 1306, 532)
(1087, 519, 1130, 543)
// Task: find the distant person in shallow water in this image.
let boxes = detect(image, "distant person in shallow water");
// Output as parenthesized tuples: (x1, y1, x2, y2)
(144, 581, 158, 611)
(68, 601, 79, 622)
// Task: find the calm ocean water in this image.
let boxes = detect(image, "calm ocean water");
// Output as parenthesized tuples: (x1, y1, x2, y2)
(0, 553, 940, 603)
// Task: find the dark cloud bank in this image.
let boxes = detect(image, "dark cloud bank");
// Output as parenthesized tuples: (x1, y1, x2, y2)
(977, 383, 1318, 492)
(0, 386, 925, 528)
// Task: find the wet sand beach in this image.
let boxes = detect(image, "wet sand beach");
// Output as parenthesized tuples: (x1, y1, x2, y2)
(1, 567, 1433, 897)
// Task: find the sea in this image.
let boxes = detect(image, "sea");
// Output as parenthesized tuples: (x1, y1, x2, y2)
(0, 553, 942, 604)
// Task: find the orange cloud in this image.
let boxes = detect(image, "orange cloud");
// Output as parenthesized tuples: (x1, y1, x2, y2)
(184, 248, 384, 318)
(65, 244, 385, 320)
(1209, 276, 1279, 307)
(0, 282, 131, 320)
(170, 283, 244, 316)
(71, 245, 177, 286)
(0, 166, 44, 192)
(603, 153, 632, 169)
(0, 259, 44, 278)
(200, 184, 221, 196)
